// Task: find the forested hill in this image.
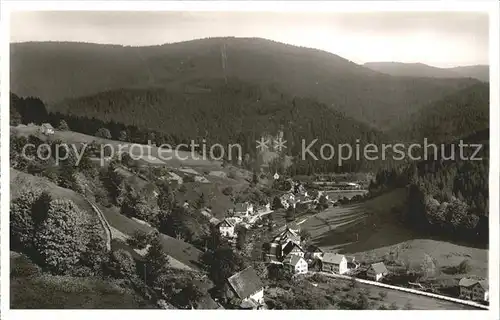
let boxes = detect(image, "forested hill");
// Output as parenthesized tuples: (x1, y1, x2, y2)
(11, 79, 389, 173)
(11, 38, 479, 128)
(364, 62, 489, 82)
(388, 82, 489, 143)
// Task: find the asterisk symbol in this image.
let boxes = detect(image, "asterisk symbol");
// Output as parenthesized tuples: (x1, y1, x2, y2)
(273, 137, 287, 152)
(256, 137, 270, 152)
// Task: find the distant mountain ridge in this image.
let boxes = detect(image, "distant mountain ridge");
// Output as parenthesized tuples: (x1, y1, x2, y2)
(364, 62, 489, 82)
(10, 37, 479, 129)
(388, 82, 489, 143)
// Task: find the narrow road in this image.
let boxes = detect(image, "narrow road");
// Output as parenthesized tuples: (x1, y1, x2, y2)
(86, 198, 112, 252)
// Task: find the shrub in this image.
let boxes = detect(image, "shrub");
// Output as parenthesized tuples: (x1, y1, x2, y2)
(57, 120, 70, 131)
(10, 189, 52, 252)
(95, 127, 112, 139)
(222, 186, 233, 196)
(457, 259, 472, 274)
(127, 230, 151, 250)
(11, 255, 42, 278)
(34, 199, 87, 275)
(10, 189, 42, 251)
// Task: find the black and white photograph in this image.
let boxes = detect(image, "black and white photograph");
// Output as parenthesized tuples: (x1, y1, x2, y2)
(2, 1, 499, 315)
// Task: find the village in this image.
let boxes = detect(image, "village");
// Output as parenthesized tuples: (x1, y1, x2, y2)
(11, 123, 489, 310)
(213, 174, 489, 310)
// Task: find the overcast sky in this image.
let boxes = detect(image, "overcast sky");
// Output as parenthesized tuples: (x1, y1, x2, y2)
(10, 11, 489, 67)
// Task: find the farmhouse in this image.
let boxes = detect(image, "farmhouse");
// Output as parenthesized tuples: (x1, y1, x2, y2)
(459, 278, 489, 302)
(218, 218, 237, 238)
(366, 262, 388, 281)
(226, 267, 265, 309)
(273, 227, 301, 249)
(322, 253, 348, 274)
(284, 255, 308, 274)
(40, 123, 54, 135)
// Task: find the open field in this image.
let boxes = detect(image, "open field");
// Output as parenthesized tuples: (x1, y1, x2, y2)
(300, 188, 488, 280)
(99, 206, 204, 270)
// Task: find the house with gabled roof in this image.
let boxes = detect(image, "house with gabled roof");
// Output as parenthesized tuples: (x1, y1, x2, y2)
(218, 218, 237, 238)
(40, 123, 54, 135)
(367, 262, 389, 281)
(272, 227, 301, 250)
(322, 253, 348, 274)
(226, 267, 265, 309)
(283, 255, 308, 274)
(459, 277, 489, 302)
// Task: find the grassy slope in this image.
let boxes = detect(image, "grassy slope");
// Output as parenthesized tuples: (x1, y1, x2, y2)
(301, 189, 488, 279)
(10, 252, 154, 309)
(11, 166, 204, 270)
(100, 206, 203, 270)
(10, 168, 92, 213)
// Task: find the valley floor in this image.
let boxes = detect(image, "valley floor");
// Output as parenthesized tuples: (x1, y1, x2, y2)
(300, 188, 488, 280)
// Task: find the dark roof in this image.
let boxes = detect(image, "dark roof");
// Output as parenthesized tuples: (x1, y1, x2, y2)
(282, 241, 305, 257)
(459, 277, 489, 290)
(218, 218, 235, 228)
(323, 253, 345, 264)
(273, 228, 300, 244)
(370, 262, 388, 274)
(227, 267, 264, 300)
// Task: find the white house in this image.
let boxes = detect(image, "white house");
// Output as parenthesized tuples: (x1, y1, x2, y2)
(40, 123, 54, 135)
(227, 267, 265, 309)
(284, 255, 308, 274)
(322, 253, 348, 274)
(218, 218, 237, 238)
(273, 172, 280, 180)
(366, 262, 389, 281)
(459, 278, 489, 302)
